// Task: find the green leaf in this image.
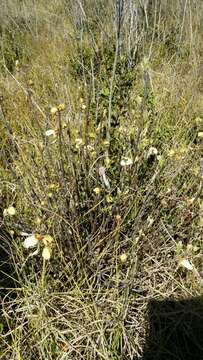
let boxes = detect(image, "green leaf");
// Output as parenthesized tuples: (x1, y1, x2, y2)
(101, 87, 110, 97)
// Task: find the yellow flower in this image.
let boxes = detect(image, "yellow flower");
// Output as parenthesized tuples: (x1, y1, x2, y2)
(61, 121, 67, 129)
(3, 206, 16, 216)
(42, 246, 51, 260)
(43, 235, 54, 246)
(28, 79, 34, 86)
(120, 253, 127, 263)
(106, 195, 113, 203)
(58, 103, 65, 111)
(49, 183, 59, 190)
(93, 187, 102, 195)
(198, 131, 203, 138)
(7, 206, 16, 216)
(49, 183, 60, 192)
(50, 107, 58, 115)
(168, 149, 176, 157)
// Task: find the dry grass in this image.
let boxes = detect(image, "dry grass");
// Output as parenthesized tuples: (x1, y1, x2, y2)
(0, 1, 203, 359)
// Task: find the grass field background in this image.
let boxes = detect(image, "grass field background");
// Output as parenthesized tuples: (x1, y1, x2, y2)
(0, 1, 203, 359)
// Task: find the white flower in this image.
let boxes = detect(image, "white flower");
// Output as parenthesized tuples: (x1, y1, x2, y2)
(147, 147, 158, 159)
(23, 234, 39, 249)
(99, 166, 110, 189)
(45, 129, 56, 137)
(42, 246, 51, 260)
(147, 216, 154, 227)
(120, 157, 133, 167)
(179, 258, 193, 271)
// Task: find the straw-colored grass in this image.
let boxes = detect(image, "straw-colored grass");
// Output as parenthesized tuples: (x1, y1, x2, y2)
(0, 1, 203, 359)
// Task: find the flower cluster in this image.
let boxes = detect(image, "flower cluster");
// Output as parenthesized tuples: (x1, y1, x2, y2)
(50, 103, 65, 115)
(23, 233, 54, 260)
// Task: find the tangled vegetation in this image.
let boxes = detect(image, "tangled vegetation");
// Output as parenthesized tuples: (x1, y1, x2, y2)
(0, 1, 203, 359)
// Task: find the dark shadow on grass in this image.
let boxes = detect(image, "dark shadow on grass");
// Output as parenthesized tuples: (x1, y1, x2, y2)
(142, 296, 203, 360)
(0, 226, 16, 308)
(0, 231, 15, 289)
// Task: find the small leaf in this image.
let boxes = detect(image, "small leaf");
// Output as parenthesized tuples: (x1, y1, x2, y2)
(101, 87, 110, 97)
